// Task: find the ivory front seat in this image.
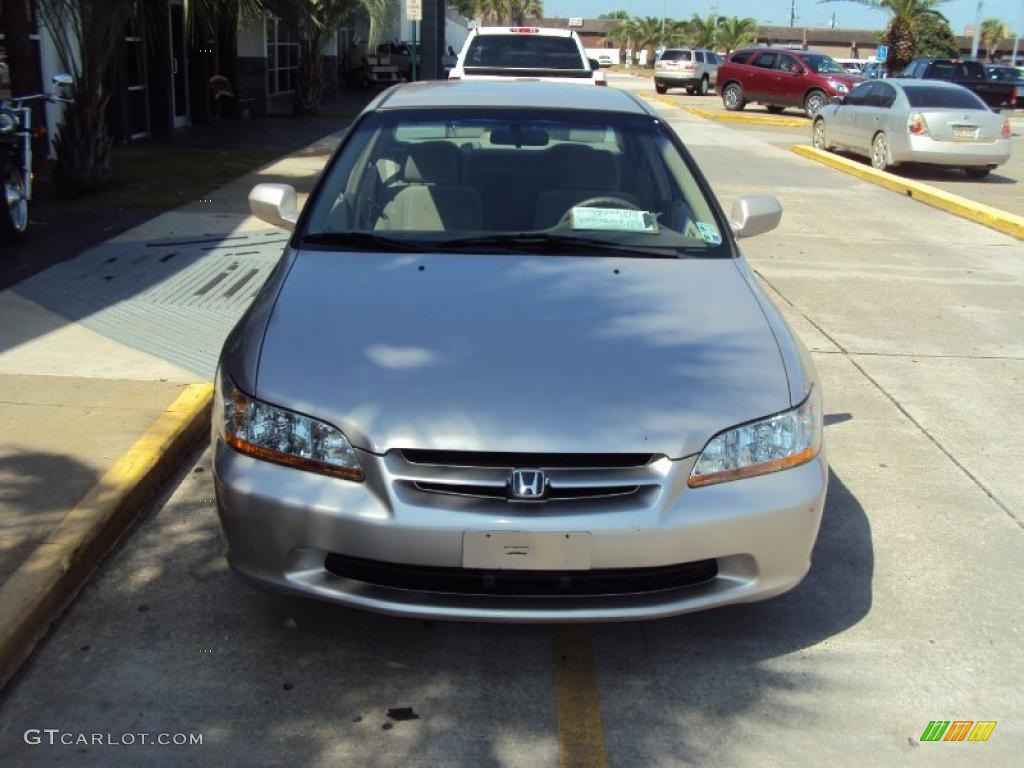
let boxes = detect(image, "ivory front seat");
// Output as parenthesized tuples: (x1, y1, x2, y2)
(375, 142, 482, 232)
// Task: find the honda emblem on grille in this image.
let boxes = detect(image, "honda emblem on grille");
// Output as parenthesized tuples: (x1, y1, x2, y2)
(510, 469, 546, 499)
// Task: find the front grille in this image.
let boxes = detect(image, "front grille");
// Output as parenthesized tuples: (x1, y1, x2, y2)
(389, 450, 666, 505)
(413, 481, 641, 501)
(401, 450, 654, 469)
(325, 554, 718, 596)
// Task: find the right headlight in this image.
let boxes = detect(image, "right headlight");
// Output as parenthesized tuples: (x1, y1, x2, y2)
(214, 370, 364, 482)
(688, 387, 822, 488)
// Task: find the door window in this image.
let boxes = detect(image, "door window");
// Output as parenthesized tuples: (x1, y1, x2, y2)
(752, 53, 778, 69)
(865, 83, 896, 108)
(695, 51, 704, 63)
(776, 54, 801, 73)
(843, 82, 874, 106)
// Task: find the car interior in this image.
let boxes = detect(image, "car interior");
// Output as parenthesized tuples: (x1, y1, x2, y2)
(316, 122, 712, 241)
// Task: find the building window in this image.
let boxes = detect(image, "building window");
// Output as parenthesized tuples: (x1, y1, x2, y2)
(266, 14, 298, 95)
(125, 31, 149, 138)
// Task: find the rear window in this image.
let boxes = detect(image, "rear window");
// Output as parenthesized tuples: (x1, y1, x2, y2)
(928, 62, 984, 81)
(465, 35, 584, 70)
(903, 85, 987, 109)
(987, 67, 1022, 82)
(660, 50, 691, 62)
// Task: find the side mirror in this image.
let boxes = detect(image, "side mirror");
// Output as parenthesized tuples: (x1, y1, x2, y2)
(829, 95, 843, 105)
(249, 183, 298, 230)
(589, 58, 600, 71)
(730, 195, 782, 239)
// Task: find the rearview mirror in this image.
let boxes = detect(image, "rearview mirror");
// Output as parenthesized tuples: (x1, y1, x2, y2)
(729, 195, 782, 239)
(249, 183, 298, 230)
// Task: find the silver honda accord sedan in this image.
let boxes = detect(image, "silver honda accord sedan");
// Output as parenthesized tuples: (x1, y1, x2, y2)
(213, 81, 827, 622)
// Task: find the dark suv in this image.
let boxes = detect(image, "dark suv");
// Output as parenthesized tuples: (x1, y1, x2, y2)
(716, 48, 863, 117)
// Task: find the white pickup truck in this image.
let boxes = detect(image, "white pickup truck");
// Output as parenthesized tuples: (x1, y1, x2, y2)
(448, 27, 606, 86)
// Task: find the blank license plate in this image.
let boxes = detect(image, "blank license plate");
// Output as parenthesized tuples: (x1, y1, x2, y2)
(952, 125, 977, 139)
(462, 531, 592, 571)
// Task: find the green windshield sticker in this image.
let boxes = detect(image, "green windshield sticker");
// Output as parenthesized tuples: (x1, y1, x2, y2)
(695, 221, 722, 245)
(570, 207, 658, 233)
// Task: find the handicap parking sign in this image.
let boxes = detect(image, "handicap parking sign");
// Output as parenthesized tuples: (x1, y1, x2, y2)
(876, 45, 888, 62)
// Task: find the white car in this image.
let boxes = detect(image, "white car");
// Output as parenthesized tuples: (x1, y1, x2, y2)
(448, 27, 606, 86)
(654, 48, 721, 95)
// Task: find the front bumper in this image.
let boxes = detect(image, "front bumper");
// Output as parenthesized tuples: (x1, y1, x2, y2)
(890, 134, 1011, 167)
(213, 441, 827, 622)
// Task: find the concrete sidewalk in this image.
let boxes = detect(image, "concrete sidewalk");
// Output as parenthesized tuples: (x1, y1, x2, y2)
(0, 112, 352, 687)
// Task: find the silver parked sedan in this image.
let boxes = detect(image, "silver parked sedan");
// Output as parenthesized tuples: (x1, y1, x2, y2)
(214, 81, 827, 622)
(812, 79, 1011, 177)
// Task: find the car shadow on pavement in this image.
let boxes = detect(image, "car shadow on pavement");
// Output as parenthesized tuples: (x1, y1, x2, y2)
(0, 455, 870, 768)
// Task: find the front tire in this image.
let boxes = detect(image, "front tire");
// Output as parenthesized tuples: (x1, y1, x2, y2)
(871, 132, 892, 172)
(722, 82, 745, 111)
(803, 89, 827, 117)
(699, 75, 709, 96)
(0, 162, 29, 244)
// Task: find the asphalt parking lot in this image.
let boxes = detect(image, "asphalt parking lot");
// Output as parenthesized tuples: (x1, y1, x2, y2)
(651, 85, 1024, 216)
(1, 73, 1021, 767)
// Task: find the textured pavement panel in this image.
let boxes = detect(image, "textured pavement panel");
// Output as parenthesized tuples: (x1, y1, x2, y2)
(15, 229, 290, 379)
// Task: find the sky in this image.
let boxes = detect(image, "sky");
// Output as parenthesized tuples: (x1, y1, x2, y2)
(543, 1, 1023, 35)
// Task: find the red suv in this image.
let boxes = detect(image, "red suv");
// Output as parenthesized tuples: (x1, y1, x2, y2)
(715, 48, 864, 117)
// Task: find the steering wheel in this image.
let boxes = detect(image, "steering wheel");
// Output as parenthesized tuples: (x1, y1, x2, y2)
(559, 196, 639, 224)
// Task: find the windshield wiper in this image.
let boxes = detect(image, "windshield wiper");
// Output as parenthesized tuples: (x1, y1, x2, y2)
(434, 233, 683, 258)
(301, 232, 425, 252)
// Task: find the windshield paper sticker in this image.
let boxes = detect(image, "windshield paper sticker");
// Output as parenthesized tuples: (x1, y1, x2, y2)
(570, 207, 658, 233)
(695, 221, 722, 245)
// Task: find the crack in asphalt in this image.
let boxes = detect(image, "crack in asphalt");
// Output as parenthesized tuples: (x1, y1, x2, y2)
(754, 268, 1023, 531)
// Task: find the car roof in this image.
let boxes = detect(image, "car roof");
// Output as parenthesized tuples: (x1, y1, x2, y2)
(472, 26, 574, 38)
(372, 81, 652, 115)
(884, 78, 973, 89)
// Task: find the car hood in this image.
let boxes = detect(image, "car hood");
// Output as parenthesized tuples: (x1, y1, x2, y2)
(255, 251, 791, 459)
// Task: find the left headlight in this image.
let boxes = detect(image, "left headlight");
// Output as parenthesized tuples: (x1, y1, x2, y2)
(0, 112, 18, 134)
(688, 387, 822, 488)
(214, 371, 364, 482)
(830, 81, 849, 94)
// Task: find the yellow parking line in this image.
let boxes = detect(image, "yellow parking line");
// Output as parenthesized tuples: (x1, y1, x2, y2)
(554, 625, 609, 768)
(685, 106, 809, 128)
(791, 144, 1024, 240)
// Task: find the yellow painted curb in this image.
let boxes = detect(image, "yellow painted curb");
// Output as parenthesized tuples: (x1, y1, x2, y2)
(0, 382, 213, 689)
(685, 106, 809, 128)
(791, 144, 1024, 240)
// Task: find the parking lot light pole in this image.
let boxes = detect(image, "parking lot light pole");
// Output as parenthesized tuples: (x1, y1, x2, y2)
(971, 0, 983, 60)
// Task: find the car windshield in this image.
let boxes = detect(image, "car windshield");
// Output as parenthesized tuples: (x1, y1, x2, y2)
(802, 55, 845, 74)
(465, 35, 584, 70)
(903, 85, 987, 109)
(301, 108, 728, 258)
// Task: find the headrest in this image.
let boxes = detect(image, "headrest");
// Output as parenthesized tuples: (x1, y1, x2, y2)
(404, 142, 460, 185)
(555, 145, 619, 190)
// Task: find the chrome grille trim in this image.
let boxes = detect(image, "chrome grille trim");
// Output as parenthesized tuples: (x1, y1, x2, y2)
(386, 451, 670, 504)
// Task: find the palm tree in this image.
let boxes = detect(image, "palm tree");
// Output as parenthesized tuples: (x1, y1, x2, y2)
(360, 0, 399, 47)
(716, 16, 756, 54)
(36, 0, 142, 196)
(629, 17, 664, 68)
(664, 19, 693, 48)
(605, 18, 636, 65)
(599, 10, 630, 20)
(277, 1, 359, 114)
(979, 18, 1010, 62)
(688, 13, 723, 50)
(823, 1, 947, 75)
